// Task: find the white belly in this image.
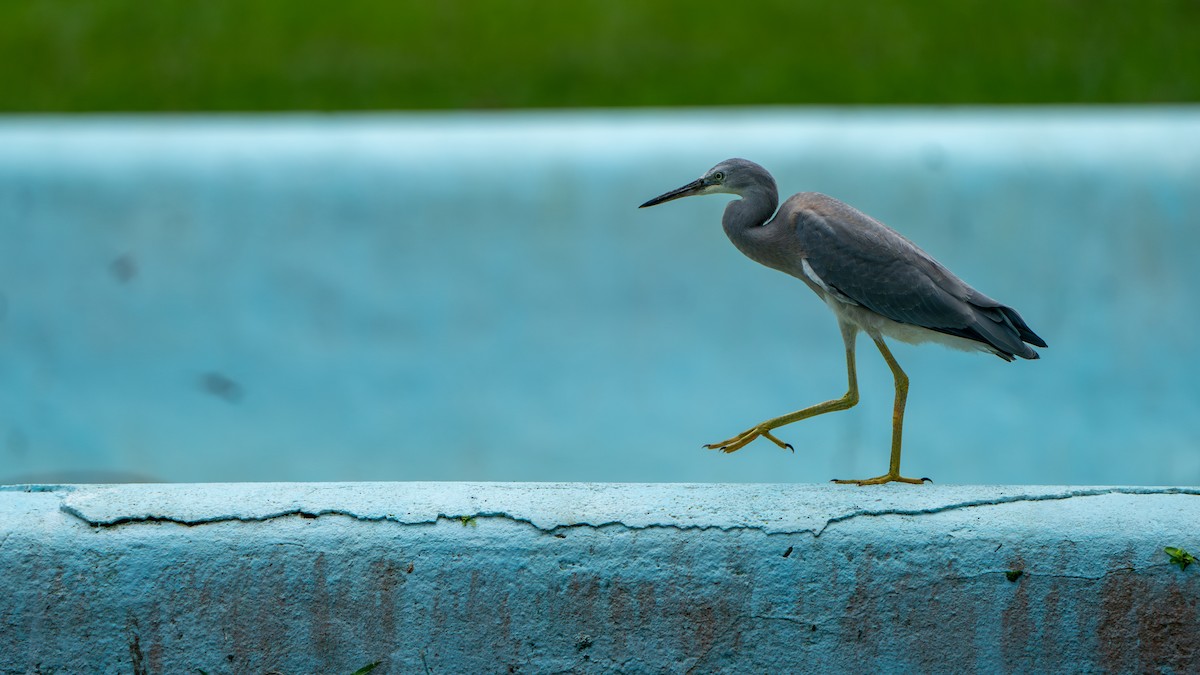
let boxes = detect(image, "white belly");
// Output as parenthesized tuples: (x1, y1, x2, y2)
(826, 299, 993, 354)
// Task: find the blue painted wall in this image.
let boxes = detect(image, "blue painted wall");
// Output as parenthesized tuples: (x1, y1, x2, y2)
(7, 483, 1199, 673)
(1, 109, 1197, 484)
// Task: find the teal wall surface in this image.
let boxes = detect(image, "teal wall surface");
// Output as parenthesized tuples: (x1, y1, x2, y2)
(5, 482, 1198, 673)
(1, 108, 1197, 484)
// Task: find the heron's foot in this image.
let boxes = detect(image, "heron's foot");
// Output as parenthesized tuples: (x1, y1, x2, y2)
(704, 425, 793, 454)
(832, 473, 932, 486)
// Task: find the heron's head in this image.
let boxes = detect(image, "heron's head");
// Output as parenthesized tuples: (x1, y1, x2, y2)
(639, 158, 776, 208)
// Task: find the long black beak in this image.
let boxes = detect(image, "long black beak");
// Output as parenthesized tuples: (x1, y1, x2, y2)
(639, 178, 706, 208)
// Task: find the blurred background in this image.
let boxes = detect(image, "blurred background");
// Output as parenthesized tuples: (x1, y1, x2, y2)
(1, 1, 1198, 485)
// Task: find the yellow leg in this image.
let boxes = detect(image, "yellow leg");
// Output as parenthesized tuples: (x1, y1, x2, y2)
(705, 323, 860, 453)
(832, 335, 930, 486)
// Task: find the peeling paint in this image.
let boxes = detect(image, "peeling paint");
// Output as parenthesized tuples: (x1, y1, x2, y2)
(4, 483, 1200, 672)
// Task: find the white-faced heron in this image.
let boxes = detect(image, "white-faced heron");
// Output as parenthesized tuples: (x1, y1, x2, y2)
(639, 158, 1046, 485)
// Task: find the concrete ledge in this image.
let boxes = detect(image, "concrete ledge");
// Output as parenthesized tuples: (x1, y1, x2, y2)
(3, 482, 1200, 672)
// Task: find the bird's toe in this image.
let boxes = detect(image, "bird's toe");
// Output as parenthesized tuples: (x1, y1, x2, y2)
(831, 473, 931, 486)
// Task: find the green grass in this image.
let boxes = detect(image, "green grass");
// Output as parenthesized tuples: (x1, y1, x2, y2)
(1, 0, 1198, 111)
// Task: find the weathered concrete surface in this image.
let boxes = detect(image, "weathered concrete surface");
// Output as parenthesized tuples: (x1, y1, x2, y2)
(2, 482, 1199, 674)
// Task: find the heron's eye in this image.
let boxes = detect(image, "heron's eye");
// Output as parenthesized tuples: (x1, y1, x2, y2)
(711, 171, 725, 182)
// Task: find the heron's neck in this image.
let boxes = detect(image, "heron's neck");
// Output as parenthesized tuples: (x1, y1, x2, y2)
(722, 186, 779, 234)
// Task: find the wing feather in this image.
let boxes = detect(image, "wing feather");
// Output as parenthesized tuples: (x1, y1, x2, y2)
(792, 195, 1044, 360)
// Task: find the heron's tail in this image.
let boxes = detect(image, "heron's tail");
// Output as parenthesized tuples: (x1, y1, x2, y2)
(969, 304, 1046, 361)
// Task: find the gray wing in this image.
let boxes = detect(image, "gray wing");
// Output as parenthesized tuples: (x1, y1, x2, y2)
(793, 196, 1045, 360)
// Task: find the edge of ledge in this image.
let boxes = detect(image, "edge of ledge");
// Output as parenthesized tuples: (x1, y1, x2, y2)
(1, 481, 1193, 537)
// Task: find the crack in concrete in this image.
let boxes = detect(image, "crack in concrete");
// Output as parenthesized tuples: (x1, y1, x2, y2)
(811, 486, 1200, 537)
(752, 614, 812, 625)
(830, 562, 1199, 610)
(59, 505, 440, 528)
(0, 484, 76, 493)
(57, 486, 1200, 538)
(947, 563, 1188, 584)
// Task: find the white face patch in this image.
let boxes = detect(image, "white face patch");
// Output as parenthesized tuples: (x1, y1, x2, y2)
(701, 169, 743, 195)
